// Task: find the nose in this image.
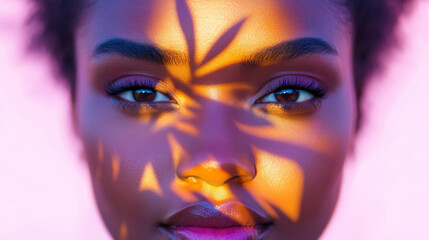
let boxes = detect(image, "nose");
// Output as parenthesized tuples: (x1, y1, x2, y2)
(176, 102, 256, 186)
(177, 152, 255, 186)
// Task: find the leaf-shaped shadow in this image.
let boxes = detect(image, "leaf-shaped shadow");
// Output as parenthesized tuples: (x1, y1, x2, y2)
(199, 18, 247, 66)
(176, 0, 196, 67)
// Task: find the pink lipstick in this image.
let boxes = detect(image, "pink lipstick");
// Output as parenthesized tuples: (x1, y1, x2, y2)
(160, 201, 272, 240)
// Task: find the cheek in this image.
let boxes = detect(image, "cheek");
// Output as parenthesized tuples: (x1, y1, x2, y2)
(77, 91, 179, 228)
(243, 83, 355, 223)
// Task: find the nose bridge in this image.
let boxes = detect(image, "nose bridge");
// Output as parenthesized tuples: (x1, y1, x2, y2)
(177, 99, 256, 186)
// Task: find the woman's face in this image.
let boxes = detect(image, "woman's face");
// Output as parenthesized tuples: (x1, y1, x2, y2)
(75, 0, 356, 239)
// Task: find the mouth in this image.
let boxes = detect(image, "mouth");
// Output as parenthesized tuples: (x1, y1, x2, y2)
(159, 201, 272, 240)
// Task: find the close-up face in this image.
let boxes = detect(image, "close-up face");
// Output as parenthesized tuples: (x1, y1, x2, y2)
(74, 0, 356, 239)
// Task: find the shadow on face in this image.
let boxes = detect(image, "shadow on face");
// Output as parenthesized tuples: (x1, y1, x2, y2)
(74, 0, 356, 239)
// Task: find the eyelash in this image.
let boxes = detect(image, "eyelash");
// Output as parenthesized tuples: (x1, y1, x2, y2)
(105, 75, 328, 115)
(105, 77, 176, 114)
(254, 75, 328, 114)
(106, 78, 157, 96)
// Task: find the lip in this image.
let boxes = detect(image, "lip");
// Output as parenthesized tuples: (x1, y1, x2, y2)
(160, 201, 272, 240)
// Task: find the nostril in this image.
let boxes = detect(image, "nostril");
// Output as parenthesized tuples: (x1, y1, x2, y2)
(177, 159, 255, 186)
(179, 175, 253, 187)
(224, 175, 254, 184)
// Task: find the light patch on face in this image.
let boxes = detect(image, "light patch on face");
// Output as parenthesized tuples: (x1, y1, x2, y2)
(150, 112, 177, 133)
(235, 121, 335, 156)
(112, 154, 121, 182)
(96, 141, 104, 181)
(150, 89, 201, 135)
(165, 64, 192, 84)
(177, 154, 253, 187)
(173, 121, 199, 137)
(97, 141, 104, 162)
(167, 133, 190, 169)
(170, 180, 198, 203)
(216, 201, 256, 226)
(119, 222, 128, 240)
(201, 182, 234, 204)
(249, 147, 304, 222)
(144, 0, 296, 81)
(152, 113, 199, 136)
(139, 162, 163, 196)
(76, 0, 355, 237)
(192, 83, 253, 106)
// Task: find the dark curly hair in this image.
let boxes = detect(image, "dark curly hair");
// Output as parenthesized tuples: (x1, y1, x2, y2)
(28, 0, 413, 129)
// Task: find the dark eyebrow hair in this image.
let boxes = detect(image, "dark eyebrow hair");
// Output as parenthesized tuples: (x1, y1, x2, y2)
(94, 37, 335, 68)
(93, 38, 188, 65)
(244, 37, 337, 66)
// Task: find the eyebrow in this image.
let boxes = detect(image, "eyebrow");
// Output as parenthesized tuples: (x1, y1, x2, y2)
(94, 37, 336, 67)
(93, 38, 189, 65)
(244, 37, 337, 66)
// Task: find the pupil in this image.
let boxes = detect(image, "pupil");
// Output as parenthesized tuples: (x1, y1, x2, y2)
(133, 89, 156, 102)
(275, 89, 299, 102)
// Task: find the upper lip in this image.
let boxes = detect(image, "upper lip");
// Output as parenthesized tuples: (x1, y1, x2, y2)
(161, 201, 272, 228)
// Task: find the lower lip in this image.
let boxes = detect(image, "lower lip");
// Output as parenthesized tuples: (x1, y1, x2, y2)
(164, 225, 269, 240)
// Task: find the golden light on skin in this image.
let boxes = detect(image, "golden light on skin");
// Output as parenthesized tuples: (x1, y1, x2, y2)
(186, 1, 247, 64)
(170, 180, 199, 203)
(178, 156, 247, 187)
(151, 111, 198, 136)
(150, 112, 177, 133)
(188, 1, 294, 70)
(197, 182, 255, 226)
(216, 200, 255, 226)
(139, 162, 163, 196)
(194, 10, 295, 77)
(96, 141, 104, 181)
(248, 147, 304, 222)
(119, 222, 128, 240)
(235, 120, 335, 156)
(136, 113, 156, 124)
(112, 154, 121, 182)
(191, 83, 253, 106)
(175, 89, 202, 113)
(170, 179, 255, 226)
(145, 0, 295, 80)
(200, 182, 232, 204)
(167, 133, 190, 169)
(174, 121, 199, 137)
(145, 0, 189, 56)
(97, 141, 104, 162)
(165, 64, 192, 84)
(151, 90, 200, 134)
(167, 132, 199, 203)
(143, 0, 192, 84)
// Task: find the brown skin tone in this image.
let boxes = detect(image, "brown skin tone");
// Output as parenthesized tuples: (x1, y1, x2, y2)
(74, 0, 356, 239)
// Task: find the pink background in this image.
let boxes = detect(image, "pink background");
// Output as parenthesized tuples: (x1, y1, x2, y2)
(1, 1, 428, 239)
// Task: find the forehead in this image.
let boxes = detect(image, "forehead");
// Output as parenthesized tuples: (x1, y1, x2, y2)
(78, 0, 350, 62)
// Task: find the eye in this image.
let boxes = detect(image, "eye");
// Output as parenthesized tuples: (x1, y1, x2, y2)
(253, 75, 328, 114)
(257, 89, 315, 103)
(105, 76, 178, 115)
(118, 88, 171, 103)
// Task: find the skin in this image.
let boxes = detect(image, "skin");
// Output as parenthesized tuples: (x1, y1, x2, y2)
(74, 0, 356, 239)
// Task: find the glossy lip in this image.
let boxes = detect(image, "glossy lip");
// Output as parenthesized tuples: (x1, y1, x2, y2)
(159, 201, 273, 239)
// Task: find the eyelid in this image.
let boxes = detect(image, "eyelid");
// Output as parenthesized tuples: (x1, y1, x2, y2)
(117, 89, 172, 103)
(258, 89, 314, 104)
(253, 74, 327, 104)
(105, 75, 179, 116)
(105, 75, 177, 100)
